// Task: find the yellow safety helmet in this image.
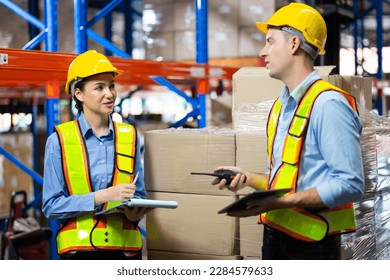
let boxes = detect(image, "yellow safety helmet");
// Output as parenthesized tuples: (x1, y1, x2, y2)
(65, 50, 124, 94)
(256, 2, 327, 56)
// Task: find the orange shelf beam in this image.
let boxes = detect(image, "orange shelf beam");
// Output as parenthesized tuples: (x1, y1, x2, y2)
(0, 48, 239, 92)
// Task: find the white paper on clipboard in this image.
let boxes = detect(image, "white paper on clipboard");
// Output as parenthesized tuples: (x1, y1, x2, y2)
(95, 199, 178, 216)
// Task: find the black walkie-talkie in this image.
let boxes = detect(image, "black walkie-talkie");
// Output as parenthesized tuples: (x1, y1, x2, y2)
(190, 170, 243, 185)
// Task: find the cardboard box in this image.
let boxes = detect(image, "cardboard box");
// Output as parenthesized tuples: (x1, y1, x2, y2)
(146, 192, 239, 256)
(232, 67, 283, 118)
(173, 0, 239, 31)
(239, 0, 275, 26)
(232, 66, 335, 119)
(208, 0, 239, 30)
(145, 31, 174, 60)
(208, 27, 239, 59)
(144, 1, 175, 32)
(235, 132, 268, 195)
(147, 250, 241, 260)
(210, 94, 232, 126)
(173, 30, 196, 60)
(232, 101, 272, 132)
(328, 75, 372, 110)
(231, 66, 370, 133)
(173, 0, 195, 32)
(239, 215, 264, 258)
(144, 128, 235, 196)
(238, 26, 264, 57)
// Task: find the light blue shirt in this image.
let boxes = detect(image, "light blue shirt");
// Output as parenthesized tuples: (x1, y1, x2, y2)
(270, 70, 364, 208)
(42, 113, 146, 220)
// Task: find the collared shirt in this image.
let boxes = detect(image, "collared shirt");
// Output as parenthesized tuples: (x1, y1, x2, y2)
(42, 113, 146, 220)
(270, 70, 364, 208)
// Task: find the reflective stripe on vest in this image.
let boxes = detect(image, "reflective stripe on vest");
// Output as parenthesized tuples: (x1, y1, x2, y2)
(261, 80, 358, 241)
(55, 120, 142, 254)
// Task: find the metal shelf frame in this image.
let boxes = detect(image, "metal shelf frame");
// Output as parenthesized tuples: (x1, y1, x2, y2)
(0, 0, 58, 212)
(0, 0, 60, 259)
(351, 0, 387, 79)
(74, 0, 210, 128)
(0, 47, 236, 261)
(350, 0, 390, 115)
(0, 0, 58, 51)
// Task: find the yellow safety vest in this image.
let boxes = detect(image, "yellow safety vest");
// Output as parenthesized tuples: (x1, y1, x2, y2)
(55, 120, 142, 255)
(261, 80, 358, 242)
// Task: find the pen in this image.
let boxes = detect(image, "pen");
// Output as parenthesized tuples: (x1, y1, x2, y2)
(133, 171, 140, 184)
(127, 172, 140, 202)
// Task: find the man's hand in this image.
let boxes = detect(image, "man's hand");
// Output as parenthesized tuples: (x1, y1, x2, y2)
(212, 166, 248, 192)
(226, 195, 279, 217)
(225, 188, 327, 217)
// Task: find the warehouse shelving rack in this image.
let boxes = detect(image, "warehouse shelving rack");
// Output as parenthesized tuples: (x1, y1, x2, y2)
(348, 0, 390, 115)
(2, 0, 388, 259)
(0, 0, 239, 259)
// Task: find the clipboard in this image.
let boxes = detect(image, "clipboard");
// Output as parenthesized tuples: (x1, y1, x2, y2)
(95, 198, 178, 216)
(218, 188, 293, 214)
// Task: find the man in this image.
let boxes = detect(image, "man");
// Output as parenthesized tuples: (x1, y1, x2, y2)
(212, 3, 364, 260)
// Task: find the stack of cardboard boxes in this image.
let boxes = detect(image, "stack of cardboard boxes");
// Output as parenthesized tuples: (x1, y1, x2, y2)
(144, 66, 373, 259)
(144, 129, 240, 259)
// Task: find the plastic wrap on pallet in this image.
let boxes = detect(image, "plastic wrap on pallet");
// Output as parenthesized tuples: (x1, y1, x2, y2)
(151, 126, 235, 136)
(373, 128, 390, 259)
(232, 100, 273, 131)
(341, 192, 376, 260)
(341, 109, 390, 259)
(375, 190, 390, 259)
(360, 129, 377, 193)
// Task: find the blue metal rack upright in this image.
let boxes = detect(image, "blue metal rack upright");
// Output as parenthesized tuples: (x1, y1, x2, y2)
(351, 0, 390, 114)
(73, 0, 210, 128)
(0, 0, 60, 259)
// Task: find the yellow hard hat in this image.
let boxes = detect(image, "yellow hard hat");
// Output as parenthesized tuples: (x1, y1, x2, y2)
(256, 2, 327, 56)
(65, 50, 124, 94)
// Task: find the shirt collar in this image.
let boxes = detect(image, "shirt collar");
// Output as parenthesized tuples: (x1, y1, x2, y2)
(279, 70, 321, 105)
(77, 112, 114, 139)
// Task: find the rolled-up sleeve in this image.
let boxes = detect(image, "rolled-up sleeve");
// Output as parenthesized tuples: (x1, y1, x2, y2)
(312, 94, 364, 208)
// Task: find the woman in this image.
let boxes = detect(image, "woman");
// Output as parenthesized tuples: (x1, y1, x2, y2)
(42, 50, 148, 260)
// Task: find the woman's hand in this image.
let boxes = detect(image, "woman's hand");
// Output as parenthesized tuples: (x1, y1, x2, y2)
(123, 206, 153, 222)
(94, 183, 136, 206)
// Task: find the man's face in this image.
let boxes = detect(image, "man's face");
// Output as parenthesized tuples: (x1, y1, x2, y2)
(259, 28, 292, 80)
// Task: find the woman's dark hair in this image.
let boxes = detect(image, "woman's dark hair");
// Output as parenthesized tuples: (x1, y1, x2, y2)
(72, 78, 89, 113)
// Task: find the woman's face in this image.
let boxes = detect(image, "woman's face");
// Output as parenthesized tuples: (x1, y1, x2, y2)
(75, 73, 116, 117)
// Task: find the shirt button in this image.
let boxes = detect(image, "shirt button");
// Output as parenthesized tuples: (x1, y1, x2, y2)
(102, 179, 106, 183)
(100, 142, 103, 145)
(100, 160, 104, 164)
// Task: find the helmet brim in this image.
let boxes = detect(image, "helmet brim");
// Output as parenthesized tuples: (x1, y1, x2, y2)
(256, 22, 268, 34)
